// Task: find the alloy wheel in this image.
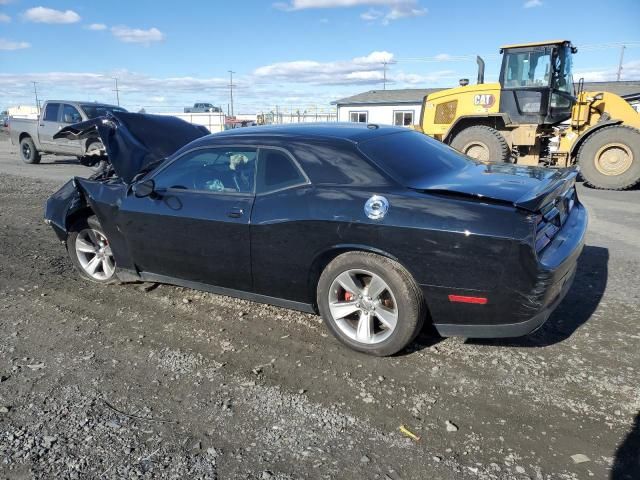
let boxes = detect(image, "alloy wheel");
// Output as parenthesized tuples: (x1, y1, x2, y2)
(328, 269, 398, 345)
(74, 228, 115, 281)
(22, 143, 31, 160)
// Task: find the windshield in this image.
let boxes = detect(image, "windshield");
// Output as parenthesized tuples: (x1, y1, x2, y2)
(503, 48, 552, 88)
(81, 104, 128, 119)
(358, 130, 474, 187)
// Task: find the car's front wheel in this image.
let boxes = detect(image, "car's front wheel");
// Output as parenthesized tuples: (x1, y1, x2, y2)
(317, 252, 425, 356)
(66, 216, 117, 283)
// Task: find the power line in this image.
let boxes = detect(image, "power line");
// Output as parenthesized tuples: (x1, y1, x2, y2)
(397, 41, 640, 64)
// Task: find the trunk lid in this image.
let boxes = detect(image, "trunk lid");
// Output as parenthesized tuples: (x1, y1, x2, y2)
(412, 162, 578, 212)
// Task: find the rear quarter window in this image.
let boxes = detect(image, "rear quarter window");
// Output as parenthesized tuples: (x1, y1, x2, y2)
(358, 130, 474, 187)
(43, 103, 60, 122)
(257, 149, 307, 194)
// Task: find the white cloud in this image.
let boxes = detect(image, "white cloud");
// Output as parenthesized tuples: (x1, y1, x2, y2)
(86, 23, 107, 31)
(276, 0, 426, 23)
(524, 0, 542, 7)
(360, 9, 382, 20)
(434, 53, 451, 61)
(23, 6, 81, 24)
(111, 26, 164, 45)
(254, 50, 396, 85)
(576, 60, 640, 82)
(0, 38, 30, 50)
(0, 13, 11, 23)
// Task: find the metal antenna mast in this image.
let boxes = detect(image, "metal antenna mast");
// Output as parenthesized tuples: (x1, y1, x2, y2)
(383, 61, 388, 90)
(228, 70, 236, 117)
(32, 81, 40, 114)
(616, 45, 626, 81)
(113, 78, 120, 106)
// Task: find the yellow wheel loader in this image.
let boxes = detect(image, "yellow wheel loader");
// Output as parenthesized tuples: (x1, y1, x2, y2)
(416, 40, 640, 190)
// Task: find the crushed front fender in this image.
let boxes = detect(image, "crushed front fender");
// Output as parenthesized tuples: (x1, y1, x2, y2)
(44, 179, 87, 241)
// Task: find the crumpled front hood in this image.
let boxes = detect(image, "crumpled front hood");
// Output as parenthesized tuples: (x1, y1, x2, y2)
(54, 111, 209, 184)
(412, 162, 578, 212)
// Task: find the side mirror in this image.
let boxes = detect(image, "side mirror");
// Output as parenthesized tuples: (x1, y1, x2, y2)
(133, 179, 156, 198)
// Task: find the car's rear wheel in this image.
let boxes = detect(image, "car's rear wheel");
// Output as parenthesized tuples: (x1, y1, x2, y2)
(20, 136, 41, 164)
(66, 216, 117, 284)
(317, 252, 425, 356)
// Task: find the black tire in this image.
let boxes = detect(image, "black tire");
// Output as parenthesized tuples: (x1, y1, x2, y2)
(317, 252, 425, 356)
(66, 215, 117, 284)
(577, 125, 640, 190)
(450, 125, 510, 163)
(19, 136, 41, 164)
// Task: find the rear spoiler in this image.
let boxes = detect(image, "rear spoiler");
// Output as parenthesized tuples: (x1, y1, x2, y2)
(514, 167, 579, 212)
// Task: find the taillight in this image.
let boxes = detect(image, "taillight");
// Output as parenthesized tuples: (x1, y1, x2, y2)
(535, 187, 576, 253)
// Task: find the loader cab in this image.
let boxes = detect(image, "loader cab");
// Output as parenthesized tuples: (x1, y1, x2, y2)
(499, 40, 576, 126)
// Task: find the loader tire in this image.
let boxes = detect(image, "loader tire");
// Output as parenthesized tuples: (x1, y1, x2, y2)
(578, 125, 640, 190)
(450, 126, 510, 163)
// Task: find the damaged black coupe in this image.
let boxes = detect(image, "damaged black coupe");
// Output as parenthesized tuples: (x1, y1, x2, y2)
(45, 112, 587, 356)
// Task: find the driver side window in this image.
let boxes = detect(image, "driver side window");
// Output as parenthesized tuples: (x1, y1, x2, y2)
(153, 147, 257, 194)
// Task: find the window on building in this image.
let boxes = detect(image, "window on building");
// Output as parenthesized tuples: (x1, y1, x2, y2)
(393, 111, 414, 126)
(349, 111, 368, 123)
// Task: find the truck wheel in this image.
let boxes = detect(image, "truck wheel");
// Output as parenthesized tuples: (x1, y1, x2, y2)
(78, 140, 104, 169)
(578, 125, 640, 190)
(450, 126, 510, 163)
(20, 137, 41, 164)
(317, 252, 425, 356)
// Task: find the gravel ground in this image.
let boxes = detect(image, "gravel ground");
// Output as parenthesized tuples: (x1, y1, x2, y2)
(0, 135, 639, 479)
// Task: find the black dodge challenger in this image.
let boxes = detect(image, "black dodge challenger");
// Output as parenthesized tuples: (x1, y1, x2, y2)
(45, 112, 587, 356)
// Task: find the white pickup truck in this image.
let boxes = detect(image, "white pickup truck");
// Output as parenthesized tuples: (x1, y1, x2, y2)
(9, 100, 127, 164)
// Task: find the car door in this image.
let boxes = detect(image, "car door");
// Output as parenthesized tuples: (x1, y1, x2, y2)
(55, 104, 84, 155)
(116, 146, 257, 291)
(38, 102, 62, 151)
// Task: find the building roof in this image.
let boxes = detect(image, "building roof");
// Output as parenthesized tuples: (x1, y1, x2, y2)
(332, 88, 442, 106)
(333, 81, 640, 106)
(581, 81, 640, 98)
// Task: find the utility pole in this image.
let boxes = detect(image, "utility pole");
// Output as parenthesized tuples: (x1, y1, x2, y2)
(616, 45, 626, 81)
(228, 70, 235, 117)
(32, 81, 40, 114)
(383, 61, 388, 90)
(113, 77, 120, 106)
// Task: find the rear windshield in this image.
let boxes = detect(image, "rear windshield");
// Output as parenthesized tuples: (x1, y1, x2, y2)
(81, 104, 128, 119)
(358, 130, 474, 186)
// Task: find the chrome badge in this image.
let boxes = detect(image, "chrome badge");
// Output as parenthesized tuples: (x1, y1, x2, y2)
(364, 195, 389, 220)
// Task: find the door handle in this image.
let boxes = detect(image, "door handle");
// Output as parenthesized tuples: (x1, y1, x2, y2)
(227, 207, 244, 218)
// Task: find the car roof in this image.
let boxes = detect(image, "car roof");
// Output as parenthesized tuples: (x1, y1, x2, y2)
(207, 122, 408, 144)
(46, 100, 121, 108)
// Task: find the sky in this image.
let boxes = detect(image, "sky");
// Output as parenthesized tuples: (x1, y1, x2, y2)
(1, 0, 639, 114)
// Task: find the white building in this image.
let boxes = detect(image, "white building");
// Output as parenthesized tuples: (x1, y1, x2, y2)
(332, 88, 441, 127)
